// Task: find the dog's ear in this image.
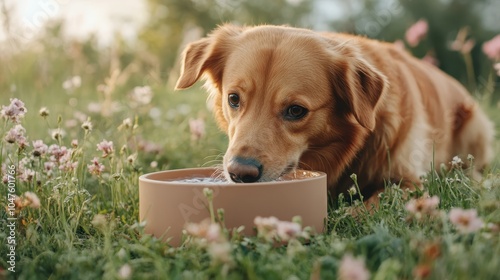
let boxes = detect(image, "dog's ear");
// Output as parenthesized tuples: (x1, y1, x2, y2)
(175, 38, 213, 89)
(330, 56, 387, 131)
(175, 25, 242, 90)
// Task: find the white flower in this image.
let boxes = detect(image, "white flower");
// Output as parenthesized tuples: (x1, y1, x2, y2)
(62, 75, 82, 91)
(118, 264, 132, 279)
(451, 156, 463, 168)
(130, 86, 153, 105)
(449, 208, 483, 233)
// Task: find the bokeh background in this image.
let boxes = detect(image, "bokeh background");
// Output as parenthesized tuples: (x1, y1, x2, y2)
(1, 0, 499, 171)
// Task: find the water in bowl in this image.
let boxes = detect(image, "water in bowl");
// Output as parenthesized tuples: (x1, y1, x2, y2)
(166, 170, 320, 184)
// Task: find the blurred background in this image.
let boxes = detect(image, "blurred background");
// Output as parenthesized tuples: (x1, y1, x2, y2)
(0, 0, 499, 169)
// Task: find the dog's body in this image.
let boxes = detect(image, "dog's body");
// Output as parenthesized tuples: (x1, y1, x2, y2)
(176, 25, 495, 201)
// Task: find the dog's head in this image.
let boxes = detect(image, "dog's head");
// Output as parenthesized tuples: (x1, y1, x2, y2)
(176, 25, 387, 183)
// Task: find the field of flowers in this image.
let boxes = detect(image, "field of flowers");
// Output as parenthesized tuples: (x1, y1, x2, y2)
(1, 21, 500, 279)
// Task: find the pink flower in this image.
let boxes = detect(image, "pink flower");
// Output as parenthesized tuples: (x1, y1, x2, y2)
(449, 27, 475, 54)
(32, 140, 48, 157)
(450, 156, 463, 168)
(59, 152, 78, 172)
(189, 118, 206, 141)
(5, 124, 28, 148)
(254, 216, 304, 242)
(338, 254, 370, 280)
(1, 98, 27, 123)
(48, 144, 68, 162)
(19, 169, 35, 182)
(97, 140, 114, 157)
(405, 193, 440, 219)
(482, 35, 500, 60)
(449, 208, 483, 233)
(276, 221, 302, 241)
(405, 19, 429, 47)
(88, 157, 105, 176)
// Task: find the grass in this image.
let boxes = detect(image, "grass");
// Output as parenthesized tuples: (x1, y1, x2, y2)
(0, 34, 499, 280)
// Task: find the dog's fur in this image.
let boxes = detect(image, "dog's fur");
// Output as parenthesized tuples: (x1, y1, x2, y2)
(175, 24, 495, 201)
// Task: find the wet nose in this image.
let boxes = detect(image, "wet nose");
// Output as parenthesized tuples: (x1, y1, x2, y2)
(227, 157, 263, 183)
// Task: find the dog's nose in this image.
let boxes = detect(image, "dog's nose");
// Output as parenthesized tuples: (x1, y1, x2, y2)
(227, 157, 263, 183)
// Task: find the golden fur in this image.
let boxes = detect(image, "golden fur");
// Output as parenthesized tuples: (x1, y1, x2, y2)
(175, 24, 495, 201)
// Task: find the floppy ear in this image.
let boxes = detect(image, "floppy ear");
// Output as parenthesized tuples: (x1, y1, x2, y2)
(175, 38, 213, 89)
(330, 57, 387, 131)
(175, 25, 243, 90)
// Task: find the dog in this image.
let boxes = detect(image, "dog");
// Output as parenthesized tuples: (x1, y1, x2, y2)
(175, 24, 495, 202)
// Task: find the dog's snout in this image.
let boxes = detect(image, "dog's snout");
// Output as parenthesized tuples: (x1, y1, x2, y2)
(227, 157, 263, 183)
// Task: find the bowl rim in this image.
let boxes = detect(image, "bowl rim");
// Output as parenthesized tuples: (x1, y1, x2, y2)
(139, 167, 326, 186)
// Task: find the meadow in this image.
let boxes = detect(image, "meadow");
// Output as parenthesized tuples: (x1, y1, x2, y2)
(1, 28, 500, 279)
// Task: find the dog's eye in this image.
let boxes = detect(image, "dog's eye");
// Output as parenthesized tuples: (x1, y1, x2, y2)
(284, 105, 308, 120)
(228, 93, 240, 108)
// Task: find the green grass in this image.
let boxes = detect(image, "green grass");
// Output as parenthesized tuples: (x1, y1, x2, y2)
(0, 37, 499, 280)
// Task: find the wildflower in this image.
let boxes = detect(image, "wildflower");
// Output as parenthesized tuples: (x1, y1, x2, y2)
(276, 220, 302, 241)
(450, 156, 463, 168)
(254, 216, 304, 242)
(37, 107, 50, 118)
(482, 35, 500, 60)
(338, 254, 370, 280)
(88, 157, 105, 176)
(450, 27, 475, 54)
(494, 63, 500, 77)
(71, 139, 78, 148)
(91, 214, 107, 228)
(150, 161, 158, 168)
(97, 140, 114, 158)
(23, 191, 41, 208)
(449, 208, 483, 233)
(48, 144, 68, 162)
(5, 125, 28, 148)
(130, 86, 153, 105)
(118, 264, 132, 279)
(87, 102, 101, 113)
(405, 193, 440, 219)
(405, 19, 428, 47)
(126, 154, 137, 165)
(81, 119, 93, 131)
(62, 75, 82, 91)
(59, 152, 78, 172)
(467, 154, 474, 161)
(32, 140, 48, 157)
(50, 128, 66, 141)
(44, 161, 56, 177)
(189, 118, 206, 141)
(208, 242, 232, 264)
(120, 118, 133, 130)
(1, 98, 27, 123)
(20, 169, 35, 182)
(254, 216, 280, 240)
(185, 219, 222, 242)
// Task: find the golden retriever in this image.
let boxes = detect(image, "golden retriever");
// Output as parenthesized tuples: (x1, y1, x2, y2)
(175, 24, 495, 202)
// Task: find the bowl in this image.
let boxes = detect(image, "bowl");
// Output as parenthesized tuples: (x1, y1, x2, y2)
(139, 167, 327, 246)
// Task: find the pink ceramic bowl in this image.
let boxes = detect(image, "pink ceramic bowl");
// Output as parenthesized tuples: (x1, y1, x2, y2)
(139, 167, 327, 246)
